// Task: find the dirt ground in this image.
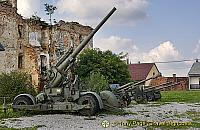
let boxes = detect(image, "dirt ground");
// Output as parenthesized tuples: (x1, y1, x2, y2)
(1, 102, 200, 130)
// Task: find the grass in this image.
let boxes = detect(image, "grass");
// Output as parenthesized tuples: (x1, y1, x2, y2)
(158, 91, 200, 103)
(186, 111, 200, 121)
(0, 105, 68, 121)
(0, 105, 33, 120)
(0, 125, 44, 130)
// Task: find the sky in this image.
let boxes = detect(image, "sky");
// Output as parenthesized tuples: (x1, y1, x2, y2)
(16, 0, 200, 77)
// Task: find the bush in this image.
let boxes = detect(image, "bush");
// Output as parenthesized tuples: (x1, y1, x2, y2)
(0, 71, 36, 103)
(81, 71, 108, 93)
(76, 49, 131, 85)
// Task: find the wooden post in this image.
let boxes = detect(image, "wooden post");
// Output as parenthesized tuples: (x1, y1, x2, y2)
(3, 97, 7, 114)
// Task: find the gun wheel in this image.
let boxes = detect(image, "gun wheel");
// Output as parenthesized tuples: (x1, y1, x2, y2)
(78, 94, 99, 116)
(147, 93, 155, 101)
(154, 91, 161, 101)
(13, 96, 33, 112)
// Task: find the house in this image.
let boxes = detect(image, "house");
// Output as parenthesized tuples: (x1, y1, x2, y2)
(0, 0, 93, 90)
(188, 60, 200, 90)
(128, 63, 160, 86)
(150, 74, 188, 91)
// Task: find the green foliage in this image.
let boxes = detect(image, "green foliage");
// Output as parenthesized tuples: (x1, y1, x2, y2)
(44, 3, 57, 15)
(81, 71, 108, 93)
(76, 49, 131, 85)
(30, 14, 41, 21)
(44, 3, 57, 25)
(0, 71, 36, 103)
(159, 91, 200, 103)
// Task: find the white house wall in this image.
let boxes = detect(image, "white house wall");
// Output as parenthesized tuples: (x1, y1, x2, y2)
(145, 65, 160, 86)
(190, 77, 199, 84)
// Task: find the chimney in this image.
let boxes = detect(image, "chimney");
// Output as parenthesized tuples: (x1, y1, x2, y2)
(173, 74, 177, 82)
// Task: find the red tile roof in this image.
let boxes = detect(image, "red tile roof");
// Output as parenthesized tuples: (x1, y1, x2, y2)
(128, 63, 155, 81)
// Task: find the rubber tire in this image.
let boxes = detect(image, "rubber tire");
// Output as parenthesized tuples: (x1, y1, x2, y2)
(78, 94, 99, 116)
(147, 93, 155, 101)
(135, 94, 144, 103)
(126, 96, 131, 106)
(13, 96, 33, 112)
(154, 91, 161, 101)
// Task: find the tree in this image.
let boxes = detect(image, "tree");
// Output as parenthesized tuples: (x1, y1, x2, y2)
(81, 71, 108, 93)
(44, 3, 57, 25)
(76, 49, 131, 86)
(0, 71, 36, 103)
(44, 3, 57, 67)
(30, 12, 41, 21)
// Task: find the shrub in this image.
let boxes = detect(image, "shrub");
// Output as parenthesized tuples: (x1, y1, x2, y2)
(0, 71, 36, 103)
(81, 71, 108, 93)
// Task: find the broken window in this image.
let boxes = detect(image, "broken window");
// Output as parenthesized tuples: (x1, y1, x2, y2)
(40, 55, 47, 73)
(29, 32, 41, 47)
(199, 78, 200, 86)
(18, 54, 23, 69)
(18, 25, 23, 38)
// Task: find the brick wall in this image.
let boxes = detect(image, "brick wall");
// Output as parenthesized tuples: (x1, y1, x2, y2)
(150, 77, 189, 91)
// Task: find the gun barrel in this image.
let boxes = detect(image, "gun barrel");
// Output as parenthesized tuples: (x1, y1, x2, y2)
(144, 82, 181, 92)
(57, 7, 117, 71)
(144, 81, 173, 90)
(117, 74, 160, 91)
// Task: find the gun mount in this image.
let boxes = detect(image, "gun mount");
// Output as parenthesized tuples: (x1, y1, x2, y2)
(12, 7, 117, 116)
(46, 7, 117, 89)
(11, 7, 178, 115)
(109, 73, 181, 106)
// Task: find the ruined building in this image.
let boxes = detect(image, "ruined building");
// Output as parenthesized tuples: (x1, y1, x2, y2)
(0, 0, 93, 90)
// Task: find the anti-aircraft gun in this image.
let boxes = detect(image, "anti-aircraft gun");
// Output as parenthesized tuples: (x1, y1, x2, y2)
(114, 74, 161, 105)
(12, 7, 117, 116)
(108, 73, 182, 106)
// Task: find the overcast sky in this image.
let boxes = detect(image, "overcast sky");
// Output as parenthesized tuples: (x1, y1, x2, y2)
(17, 0, 200, 77)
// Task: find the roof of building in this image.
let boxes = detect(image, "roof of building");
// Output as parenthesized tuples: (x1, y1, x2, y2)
(0, 43, 5, 51)
(188, 61, 200, 75)
(128, 63, 157, 81)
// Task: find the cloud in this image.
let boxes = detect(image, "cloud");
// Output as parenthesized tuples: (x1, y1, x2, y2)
(193, 40, 200, 53)
(95, 36, 138, 53)
(56, 0, 148, 26)
(131, 41, 180, 63)
(95, 36, 192, 76)
(128, 41, 190, 76)
(17, 0, 40, 18)
(96, 38, 180, 63)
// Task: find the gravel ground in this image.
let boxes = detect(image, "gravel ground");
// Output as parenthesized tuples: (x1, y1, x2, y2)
(1, 102, 200, 130)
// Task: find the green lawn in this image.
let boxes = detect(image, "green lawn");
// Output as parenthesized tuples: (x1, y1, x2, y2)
(159, 91, 200, 103)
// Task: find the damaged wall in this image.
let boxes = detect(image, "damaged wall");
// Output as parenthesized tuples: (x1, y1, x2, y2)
(0, 1, 23, 73)
(0, 0, 93, 91)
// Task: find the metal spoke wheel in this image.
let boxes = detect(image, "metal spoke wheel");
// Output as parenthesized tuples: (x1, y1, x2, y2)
(146, 92, 155, 101)
(13, 96, 33, 112)
(78, 94, 99, 116)
(154, 91, 161, 101)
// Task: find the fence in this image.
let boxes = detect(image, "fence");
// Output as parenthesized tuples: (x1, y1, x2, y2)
(0, 97, 10, 113)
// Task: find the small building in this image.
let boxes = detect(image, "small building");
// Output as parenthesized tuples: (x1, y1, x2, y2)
(128, 63, 160, 86)
(188, 60, 200, 90)
(150, 74, 188, 91)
